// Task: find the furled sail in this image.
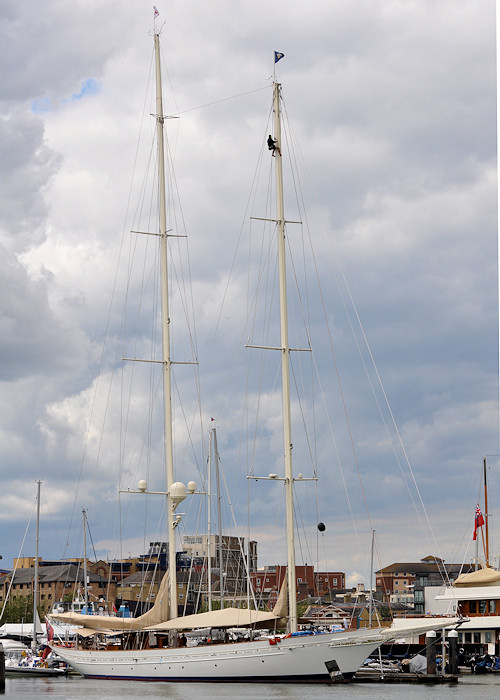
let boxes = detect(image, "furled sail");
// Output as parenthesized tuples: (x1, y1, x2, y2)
(144, 606, 280, 631)
(453, 566, 500, 587)
(49, 570, 170, 632)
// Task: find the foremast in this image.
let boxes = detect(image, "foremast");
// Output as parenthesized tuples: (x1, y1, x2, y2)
(272, 81, 297, 633)
(154, 32, 178, 619)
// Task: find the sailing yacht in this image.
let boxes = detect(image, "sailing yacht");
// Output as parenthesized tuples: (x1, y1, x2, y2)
(50, 30, 461, 682)
(2, 482, 68, 676)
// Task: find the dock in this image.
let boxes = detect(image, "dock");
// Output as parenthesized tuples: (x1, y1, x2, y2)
(353, 670, 458, 683)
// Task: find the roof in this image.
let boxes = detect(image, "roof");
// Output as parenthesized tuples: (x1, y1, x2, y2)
(376, 562, 464, 576)
(436, 584, 500, 602)
(118, 570, 162, 586)
(421, 555, 445, 563)
(303, 601, 412, 619)
(0, 564, 108, 586)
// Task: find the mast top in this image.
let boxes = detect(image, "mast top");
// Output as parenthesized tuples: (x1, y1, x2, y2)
(273, 51, 285, 84)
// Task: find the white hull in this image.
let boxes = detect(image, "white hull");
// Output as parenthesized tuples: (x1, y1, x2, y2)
(52, 630, 386, 682)
(5, 665, 68, 677)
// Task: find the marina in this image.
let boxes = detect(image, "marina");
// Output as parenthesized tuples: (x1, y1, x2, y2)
(0, 2, 497, 696)
(39, 15, 460, 685)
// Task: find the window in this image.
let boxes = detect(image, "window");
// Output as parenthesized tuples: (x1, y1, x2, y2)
(257, 578, 261, 585)
(485, 632, 492, 643)
(465, 633, 471, 643)
(489, 600, 496, 613)
(333, 578, 337, 586)
(469, 601, 477, 614)
(479, 600, 487, 614)
(473, 633, 481, 644)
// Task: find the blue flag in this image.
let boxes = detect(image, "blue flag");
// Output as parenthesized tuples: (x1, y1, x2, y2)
(274, 52, 285, 63)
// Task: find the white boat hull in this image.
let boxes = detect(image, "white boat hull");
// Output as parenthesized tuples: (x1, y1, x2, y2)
(51, 630, 385, 683)
(5, 665, 68, 677)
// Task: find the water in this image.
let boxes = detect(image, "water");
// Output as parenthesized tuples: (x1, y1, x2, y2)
(2, 675, 500, 700)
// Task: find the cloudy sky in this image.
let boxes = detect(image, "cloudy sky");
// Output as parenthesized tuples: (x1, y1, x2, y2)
(0, 0, 497, 588)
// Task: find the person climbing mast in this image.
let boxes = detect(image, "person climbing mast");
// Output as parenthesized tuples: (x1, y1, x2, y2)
(268, 134, 281, 157)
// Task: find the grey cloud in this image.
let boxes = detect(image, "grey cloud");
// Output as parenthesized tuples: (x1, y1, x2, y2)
(0, 108, 61, 252)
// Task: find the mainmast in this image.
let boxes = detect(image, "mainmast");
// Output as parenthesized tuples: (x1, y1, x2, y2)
(83, 508, 88, 613)
(154, 32, 178, 618)
(207, 430, 213, 611)
(272, 81, 297, 633)
(32, 480, 41, 652)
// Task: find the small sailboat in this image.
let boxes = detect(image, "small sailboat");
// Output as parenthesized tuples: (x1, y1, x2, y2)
(50, 29, 461, 683)
(3, 482, 68, 677)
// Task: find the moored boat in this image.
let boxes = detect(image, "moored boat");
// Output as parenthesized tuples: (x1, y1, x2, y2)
(50, 21, 461, 683)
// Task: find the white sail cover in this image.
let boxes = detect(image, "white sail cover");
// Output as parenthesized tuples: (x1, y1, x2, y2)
(146, 606, 279, 631)
(48, 570, 170, 632)
(453, 567, 500, 587)
(48, 569, 282, 632)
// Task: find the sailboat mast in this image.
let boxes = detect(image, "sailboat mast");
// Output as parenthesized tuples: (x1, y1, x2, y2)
(207, 429, 213, 610)
(154, 32, 178, 618)
(32, 480, 41, 652)
(83, 508, 88, 612)
(272, 81, 297, 633)
(483, 457, 490, 566)
(368, 529, 375, 626)
(213, 427, 225, 608)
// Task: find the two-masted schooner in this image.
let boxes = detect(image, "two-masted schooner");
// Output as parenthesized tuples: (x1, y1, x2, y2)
(50, 30, 460, 683)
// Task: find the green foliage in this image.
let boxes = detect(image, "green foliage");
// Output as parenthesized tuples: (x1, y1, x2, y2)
(0, 594, 33, 624)
(0, 595, 47, 624)
(377, 604, 391, 620)
(296, 600, 309, 618)
(200, 598, 235, 612)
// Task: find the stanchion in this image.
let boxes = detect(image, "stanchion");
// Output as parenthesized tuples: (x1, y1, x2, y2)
(448, 629, 459, 675)
(0, 641, 5, 693)
(426, 630, 437, 675)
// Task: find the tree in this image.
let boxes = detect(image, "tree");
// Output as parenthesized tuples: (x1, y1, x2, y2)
(0, 595, 46, 625)
(296, 600, 309, 619)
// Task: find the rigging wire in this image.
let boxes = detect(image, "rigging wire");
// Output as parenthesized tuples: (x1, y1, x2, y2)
(62, 44, 158, 555)
(172, 86, 270, 117)
(0, 498, 35, 621)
